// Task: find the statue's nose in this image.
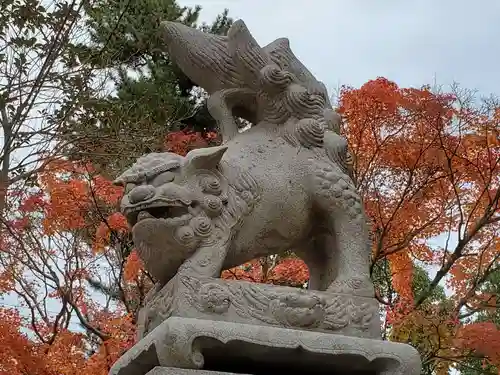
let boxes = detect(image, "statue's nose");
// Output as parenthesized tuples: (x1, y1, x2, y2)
(129, 185, 156, 204)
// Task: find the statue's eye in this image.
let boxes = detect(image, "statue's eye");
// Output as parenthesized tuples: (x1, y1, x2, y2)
(151, 171, 176, 186)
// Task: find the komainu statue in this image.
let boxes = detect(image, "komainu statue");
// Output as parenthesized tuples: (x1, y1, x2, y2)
(110, 19, 422, 375)
(114, 20, 373, 298)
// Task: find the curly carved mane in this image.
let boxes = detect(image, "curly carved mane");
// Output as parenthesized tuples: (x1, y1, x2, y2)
(159, 19, 340, 146)
(198, 161, 261, 246)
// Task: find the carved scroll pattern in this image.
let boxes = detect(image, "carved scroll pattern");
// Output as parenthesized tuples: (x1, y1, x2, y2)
(180, 276, 377, 332)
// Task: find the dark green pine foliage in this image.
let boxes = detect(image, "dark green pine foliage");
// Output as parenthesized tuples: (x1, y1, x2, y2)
(60, 0, 231, 177)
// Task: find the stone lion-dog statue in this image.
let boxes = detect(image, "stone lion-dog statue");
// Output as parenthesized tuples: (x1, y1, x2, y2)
(114, 20, 374, 300)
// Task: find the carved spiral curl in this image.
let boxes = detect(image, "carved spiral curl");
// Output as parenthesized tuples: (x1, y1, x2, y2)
(257, 91, 291, 124)
(295, 118, 324, 148)
(174, 225, 196, 246)
(190, 216, 213, 238)
(259, 64, 294, 92)
(203, 195, 223, 217)
(284, 84, 326, 119)
(200, 176, 222, 196)
(199, 283, 231, 313)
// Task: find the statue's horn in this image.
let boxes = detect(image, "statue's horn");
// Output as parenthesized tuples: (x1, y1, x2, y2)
(159, 21, 245, 93)
(227, 20, 271, 90)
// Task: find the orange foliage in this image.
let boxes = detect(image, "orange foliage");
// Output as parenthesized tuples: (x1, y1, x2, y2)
(340, 77, 499, 370)
(0, 308, 46, 374)
(221, 257, 309, 287)
(123, 250, 144, 282)
(0, 159, 138, 374)
(456, 322, 500, 367)
(164, 129, 218, 156)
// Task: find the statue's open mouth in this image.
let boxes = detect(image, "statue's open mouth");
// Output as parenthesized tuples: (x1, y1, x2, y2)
(124, 200, 199, 227)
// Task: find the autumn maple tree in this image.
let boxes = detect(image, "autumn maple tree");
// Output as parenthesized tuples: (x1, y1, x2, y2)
(0, 159, 135, 374)
(339, 78, 499, 374)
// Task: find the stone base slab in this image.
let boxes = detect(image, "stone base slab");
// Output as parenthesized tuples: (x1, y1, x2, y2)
(138, 275, 381, 340)
(111, 317, 421, 375)
(147, 367, 248, 375)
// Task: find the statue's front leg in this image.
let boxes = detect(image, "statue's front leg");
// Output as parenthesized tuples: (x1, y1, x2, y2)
(207, 88, 256, 144)
(177, 234, 231, 278)
(310, 161, 374, 297)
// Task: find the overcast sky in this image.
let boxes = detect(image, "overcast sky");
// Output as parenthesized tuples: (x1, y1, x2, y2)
(181, 0, 500, 98)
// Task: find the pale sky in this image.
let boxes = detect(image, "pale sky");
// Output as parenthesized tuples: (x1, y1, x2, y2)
(181, 0, 500, 97)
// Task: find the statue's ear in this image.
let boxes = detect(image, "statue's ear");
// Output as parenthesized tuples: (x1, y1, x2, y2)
(184, 146, 228, 170)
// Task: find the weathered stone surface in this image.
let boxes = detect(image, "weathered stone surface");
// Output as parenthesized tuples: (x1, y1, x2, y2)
(110, 317, 421, 375)
(137, 275, 381, 340)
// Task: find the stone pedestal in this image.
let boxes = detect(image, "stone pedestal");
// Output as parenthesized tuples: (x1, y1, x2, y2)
(110, 276, 421, 375)
(136, 275, 381, 340)
(111, 316, 420, 375)
(146, 368, 249, 375)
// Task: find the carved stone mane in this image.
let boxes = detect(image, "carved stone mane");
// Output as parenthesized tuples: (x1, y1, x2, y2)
(187, 161, 262, 247)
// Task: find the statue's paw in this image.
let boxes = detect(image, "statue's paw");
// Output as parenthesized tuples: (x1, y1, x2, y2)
(326, 276, 374, 298)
